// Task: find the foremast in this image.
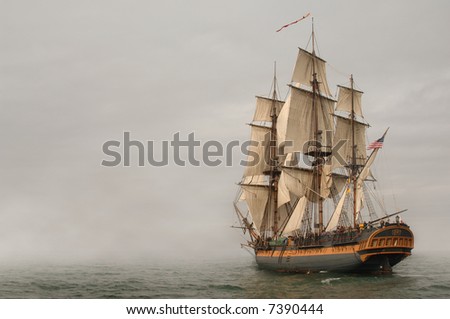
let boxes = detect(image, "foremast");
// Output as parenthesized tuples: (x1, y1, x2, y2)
(234, 63, 285, 244)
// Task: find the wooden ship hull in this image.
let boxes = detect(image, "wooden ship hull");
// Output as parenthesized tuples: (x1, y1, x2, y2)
(255, 224, 414, 273)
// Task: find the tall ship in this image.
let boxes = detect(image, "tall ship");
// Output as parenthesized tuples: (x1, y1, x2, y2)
(233, 25, 414, 273)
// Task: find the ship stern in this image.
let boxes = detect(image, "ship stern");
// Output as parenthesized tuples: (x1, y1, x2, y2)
(356, 224, 414, 273)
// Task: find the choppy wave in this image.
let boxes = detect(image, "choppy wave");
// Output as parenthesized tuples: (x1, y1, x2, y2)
(0, 253, 448, 298)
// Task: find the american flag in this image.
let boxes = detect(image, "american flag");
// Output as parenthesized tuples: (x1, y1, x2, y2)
(367, 136, 385, 150)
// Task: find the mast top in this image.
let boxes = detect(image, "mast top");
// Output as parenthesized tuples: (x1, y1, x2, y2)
(271, 61, 278, 100)
(311, 17, 315, 54)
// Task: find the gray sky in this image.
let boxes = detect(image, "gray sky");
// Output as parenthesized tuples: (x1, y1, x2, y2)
(1, 0, 449, 263)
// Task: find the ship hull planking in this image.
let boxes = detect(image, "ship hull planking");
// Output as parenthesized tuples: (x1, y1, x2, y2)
(255, 224, 413, 273)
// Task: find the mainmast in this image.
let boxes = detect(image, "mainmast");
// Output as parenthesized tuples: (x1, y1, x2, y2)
(311, 18, 324, 233)
(269, 62, 280, 237)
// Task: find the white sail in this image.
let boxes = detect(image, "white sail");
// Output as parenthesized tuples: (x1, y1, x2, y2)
(277, 171, 291, 207)
(281, 168, 313, 199)
(281, 166, 335, 203)
(282, 196, 308, 235)
(336, 85, 363, 117)
(244, 125, 270, 176)
(276, 205, 290, 232)
(355, 148, 380, 213)
(253, 96, 284, 122)
(332, 115, 367, 168)
(325, 185, 349, 231)
(239, 174, 266, 203)
(320, 164, 333, 199)
(292, 48, 332, 97)
(242, 185, 269, 233)
(277, 86, 334, 154)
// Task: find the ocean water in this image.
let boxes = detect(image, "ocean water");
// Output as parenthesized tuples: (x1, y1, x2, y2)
(0, 253, 448, 299)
